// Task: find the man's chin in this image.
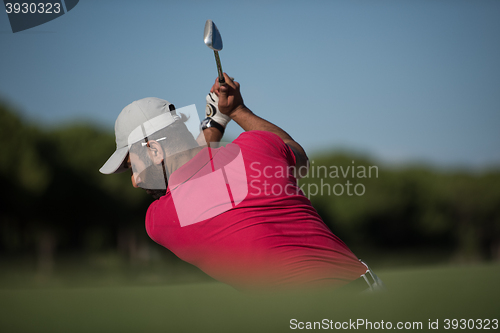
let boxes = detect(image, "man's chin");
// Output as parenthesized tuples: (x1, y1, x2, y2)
(145, 189, 167, 200)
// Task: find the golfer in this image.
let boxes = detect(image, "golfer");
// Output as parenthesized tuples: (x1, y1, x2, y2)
(100, 73, 383, 291)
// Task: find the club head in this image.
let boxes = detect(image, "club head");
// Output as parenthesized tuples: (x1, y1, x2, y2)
(204, 20, 223, 51)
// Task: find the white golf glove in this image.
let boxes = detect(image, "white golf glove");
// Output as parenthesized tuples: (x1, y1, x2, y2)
(205, 92, 231, 128)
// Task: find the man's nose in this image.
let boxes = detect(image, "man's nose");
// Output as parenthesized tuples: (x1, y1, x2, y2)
(131, 173, 141, 188)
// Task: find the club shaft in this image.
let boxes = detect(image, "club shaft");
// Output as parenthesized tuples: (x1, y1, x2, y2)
(214, 51, 225, 84)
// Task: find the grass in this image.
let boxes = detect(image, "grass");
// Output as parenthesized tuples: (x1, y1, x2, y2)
(0, 263, 499, 332)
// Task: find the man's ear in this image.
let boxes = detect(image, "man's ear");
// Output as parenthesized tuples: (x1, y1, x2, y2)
(146, 140, 164, 165)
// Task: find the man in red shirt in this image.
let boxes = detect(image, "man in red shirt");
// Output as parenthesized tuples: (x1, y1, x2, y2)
(100, 73, 383, 291)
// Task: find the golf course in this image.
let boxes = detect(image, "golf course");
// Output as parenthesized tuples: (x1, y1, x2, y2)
(1, 263, 499, 332)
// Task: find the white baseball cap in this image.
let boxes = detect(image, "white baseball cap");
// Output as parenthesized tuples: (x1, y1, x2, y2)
(99, 97, 179, 174)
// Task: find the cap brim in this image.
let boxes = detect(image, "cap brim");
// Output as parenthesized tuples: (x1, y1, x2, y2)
(99, 146, 129, 174)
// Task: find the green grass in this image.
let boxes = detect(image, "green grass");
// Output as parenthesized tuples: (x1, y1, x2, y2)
(1, 263, 499, 332)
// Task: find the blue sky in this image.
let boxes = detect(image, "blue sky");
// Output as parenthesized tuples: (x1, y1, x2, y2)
(1, 0, 499, 169)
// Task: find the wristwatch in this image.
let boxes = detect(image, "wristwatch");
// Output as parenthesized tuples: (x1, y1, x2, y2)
(200, 117, 225, 134)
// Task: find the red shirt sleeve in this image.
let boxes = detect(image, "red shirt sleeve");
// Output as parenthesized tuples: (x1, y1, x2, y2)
(232, 130, 297, 167)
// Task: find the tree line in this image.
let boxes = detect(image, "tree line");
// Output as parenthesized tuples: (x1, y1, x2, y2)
(1, 101, 499, 271)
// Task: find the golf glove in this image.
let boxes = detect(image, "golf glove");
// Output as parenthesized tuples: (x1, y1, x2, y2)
(205, 92, 231, 128)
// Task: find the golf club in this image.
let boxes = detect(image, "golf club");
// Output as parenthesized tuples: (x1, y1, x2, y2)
(204, 20, 226, 85)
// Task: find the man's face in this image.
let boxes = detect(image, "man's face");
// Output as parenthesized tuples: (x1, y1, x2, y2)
(126, 153, 167, 200)
(127, 152, 146, 188)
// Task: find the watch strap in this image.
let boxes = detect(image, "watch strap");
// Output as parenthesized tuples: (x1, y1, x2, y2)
(201, 117, 225, 134)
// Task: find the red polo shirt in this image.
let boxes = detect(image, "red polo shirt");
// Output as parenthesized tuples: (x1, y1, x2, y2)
(145, 130, 366, 290)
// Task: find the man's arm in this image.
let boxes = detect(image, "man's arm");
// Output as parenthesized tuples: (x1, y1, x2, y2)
(197, 127, 223, 146)
(211, 73, 309, 177)
(196, 91, 227, 147)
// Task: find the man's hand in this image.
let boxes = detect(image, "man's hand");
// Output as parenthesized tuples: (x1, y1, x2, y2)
(210, 72, 309, 178)
(210, 73, 245, 117)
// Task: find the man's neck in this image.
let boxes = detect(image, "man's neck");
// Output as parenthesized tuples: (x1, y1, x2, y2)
(165, 146, 204, 174)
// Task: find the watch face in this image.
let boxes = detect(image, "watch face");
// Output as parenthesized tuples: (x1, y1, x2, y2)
(201, 118, 211, 130)
(201, 118, 224, 133)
